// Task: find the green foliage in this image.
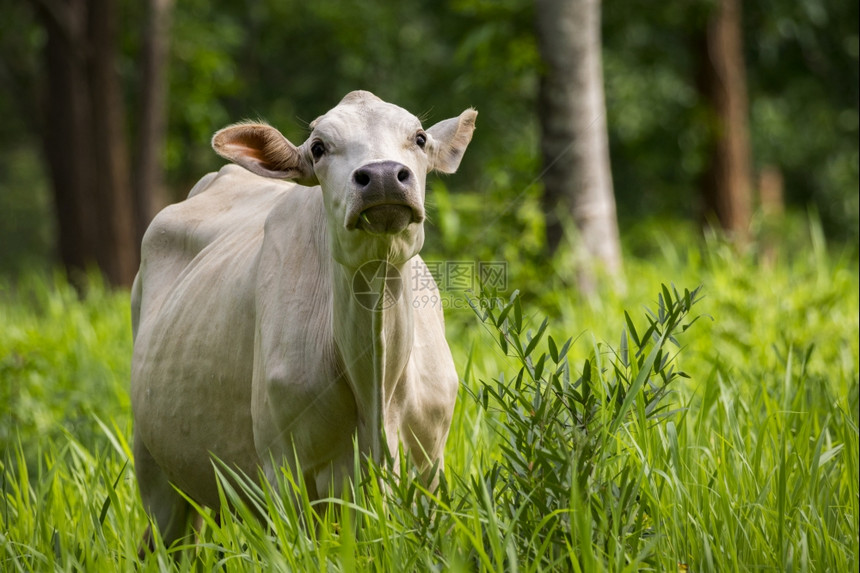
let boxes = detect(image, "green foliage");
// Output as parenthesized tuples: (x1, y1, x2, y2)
(2, 226, 857, 571)
(602, 0, 859, 240)
(745, 0, 860, 241)
(0, 145, 54, 276)
(1, 0, 858, 273)
(462, 284, 705, 567)
(0, 272, 132, 468)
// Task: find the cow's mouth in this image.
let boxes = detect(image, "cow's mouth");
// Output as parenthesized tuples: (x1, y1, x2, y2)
(351, 204, 422, 235)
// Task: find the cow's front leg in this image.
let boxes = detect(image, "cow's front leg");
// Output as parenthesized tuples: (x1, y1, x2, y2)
(134, 427, 194, 557)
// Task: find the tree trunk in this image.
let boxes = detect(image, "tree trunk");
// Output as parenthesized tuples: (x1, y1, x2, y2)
(38, 0, 99, 283)
(535, 0, 622, 293)
(134, 0, 174, 246)
(35, 0, 139, 287)
(697, 0, 753, 240)
(88, 0, 137, 286)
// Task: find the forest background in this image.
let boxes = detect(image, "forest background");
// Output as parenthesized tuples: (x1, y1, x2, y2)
(1, 1, 859, 570)
(0, 0, 857, 280)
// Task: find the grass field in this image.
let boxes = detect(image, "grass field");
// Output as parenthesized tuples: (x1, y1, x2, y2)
(1, 219, 858, 572)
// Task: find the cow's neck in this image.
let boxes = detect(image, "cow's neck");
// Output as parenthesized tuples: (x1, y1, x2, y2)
(331, 258, 414, 466)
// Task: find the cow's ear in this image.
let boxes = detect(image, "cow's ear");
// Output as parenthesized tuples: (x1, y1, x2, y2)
(426, 109, 478, 174)
(212, 122, 318, 184)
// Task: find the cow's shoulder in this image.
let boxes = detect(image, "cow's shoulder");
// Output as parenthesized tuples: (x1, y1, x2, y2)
(252, 184, 336, 421)
(260, 182, 326, 251)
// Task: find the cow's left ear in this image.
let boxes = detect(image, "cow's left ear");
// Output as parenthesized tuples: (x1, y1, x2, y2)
(426, 109, 478, 174)
(212, 122, 318, 184)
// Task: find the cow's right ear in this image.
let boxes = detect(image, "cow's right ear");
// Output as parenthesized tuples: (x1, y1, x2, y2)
(212, 122, 318, 184)
(426, 108, 477, 174)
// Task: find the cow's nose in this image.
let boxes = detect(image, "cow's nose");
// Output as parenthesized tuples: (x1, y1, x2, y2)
(348, 160, 423, 234)
(352, 161, 412, 191)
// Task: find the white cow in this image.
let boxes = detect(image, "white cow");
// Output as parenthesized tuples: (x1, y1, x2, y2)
(130, 91, 476, 549)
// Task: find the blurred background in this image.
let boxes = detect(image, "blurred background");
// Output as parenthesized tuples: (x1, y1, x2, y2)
(0, 0, 857, 289)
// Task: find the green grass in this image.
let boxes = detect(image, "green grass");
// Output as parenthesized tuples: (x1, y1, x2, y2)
(2, 221, 858, 571)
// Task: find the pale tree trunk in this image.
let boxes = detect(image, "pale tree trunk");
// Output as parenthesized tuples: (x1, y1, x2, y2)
(698, 0, 753, 240)
(535, 0, 622, 294)
(134, 0, 174, 246)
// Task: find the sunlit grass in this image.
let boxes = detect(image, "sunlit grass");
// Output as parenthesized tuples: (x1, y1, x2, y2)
(2, 221, 857, 571)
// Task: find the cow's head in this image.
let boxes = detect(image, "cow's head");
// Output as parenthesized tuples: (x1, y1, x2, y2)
(212, 91, 477, 267)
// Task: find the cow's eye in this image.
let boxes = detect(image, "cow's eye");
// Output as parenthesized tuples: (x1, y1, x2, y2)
(311, 141, 326, 161)
(415, 132, 427, 149)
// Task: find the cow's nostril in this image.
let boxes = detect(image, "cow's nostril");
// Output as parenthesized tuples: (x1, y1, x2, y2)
(354, 170, 371, 187)
(397, 168, 410, 183)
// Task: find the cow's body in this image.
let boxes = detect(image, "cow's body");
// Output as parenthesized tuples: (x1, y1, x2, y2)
(131, 91, 476, 550)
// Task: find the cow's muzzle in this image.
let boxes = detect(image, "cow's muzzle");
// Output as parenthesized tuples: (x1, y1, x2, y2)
(346, 161, 424, 235)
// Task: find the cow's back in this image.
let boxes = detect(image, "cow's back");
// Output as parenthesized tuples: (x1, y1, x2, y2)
(131, 165, 296, 505)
